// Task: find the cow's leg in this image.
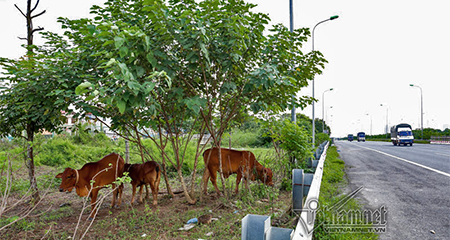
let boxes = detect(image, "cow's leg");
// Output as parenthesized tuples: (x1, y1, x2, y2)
(111, 183, 118, 208)
(117, 183, 123, 207)
(145, 184, 150, 200)
(131, 184, 137, 205)
(149, 180, 158, 206)
(202, 168, 211, 195)
(138, 185, 144, 203)
(89, 189, 100, 220)
(139, 184, 145, 203)
(235, 170, 243, 194)
(209, 169, 222, 196)
(244, 168, 250, 191)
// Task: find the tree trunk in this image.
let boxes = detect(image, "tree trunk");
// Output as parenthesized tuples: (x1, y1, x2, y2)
(125, 139, 130, 163)
(177, 168, 196, 204)
(189, 151, 200, 196)
(26, 123, 39, 203)
(216, 140, 228, 199)
(161, 162, 174, 197)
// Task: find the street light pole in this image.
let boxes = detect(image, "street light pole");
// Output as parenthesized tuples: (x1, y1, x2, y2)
(366, 113, 372, 136)
(289, 0, 296, 123)
(380, 104, 389, 138)
(311, 15, 339, 148)
(322, 88, 333, 133)
(410, 84, 423, 139)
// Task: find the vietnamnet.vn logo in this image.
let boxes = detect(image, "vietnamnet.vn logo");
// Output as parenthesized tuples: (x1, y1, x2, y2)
(297, 186, 387, 235)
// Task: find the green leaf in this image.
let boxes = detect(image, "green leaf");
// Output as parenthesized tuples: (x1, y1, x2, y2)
(87, 25, 96, 35)
(146, 52, 157, 66)
(75, 82, 93, 95)
(119, 46, 128, 58)
(144, 82, 156, 94)
(114, 36, 125, 49)
(136, 66, 145, 78)
(199, 43, 209, 62)
(117, 100, 126, 114)
(102, 40, 114, 47)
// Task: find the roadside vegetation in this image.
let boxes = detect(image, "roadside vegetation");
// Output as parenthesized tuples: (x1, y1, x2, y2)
(0, 116, 322, 239)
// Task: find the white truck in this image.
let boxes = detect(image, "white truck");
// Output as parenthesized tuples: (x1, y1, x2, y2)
(390, 123, 414, 146)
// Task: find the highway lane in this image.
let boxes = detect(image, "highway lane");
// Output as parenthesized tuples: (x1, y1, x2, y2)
(334, 140, 450, 239)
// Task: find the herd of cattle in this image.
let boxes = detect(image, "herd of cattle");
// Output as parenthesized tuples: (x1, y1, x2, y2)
(55, 148, 274, 219)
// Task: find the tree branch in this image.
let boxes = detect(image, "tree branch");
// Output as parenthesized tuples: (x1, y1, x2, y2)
(14, 4, 27, 18)
(31, 10, 46, 19)
(30, 0, 41, 13)
(31, 27, 44, 35)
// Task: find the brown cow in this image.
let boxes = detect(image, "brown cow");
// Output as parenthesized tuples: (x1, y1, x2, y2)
(56, 153, 125, 219)
(202, 148, 274, 195)
(124, 161, 161, 206)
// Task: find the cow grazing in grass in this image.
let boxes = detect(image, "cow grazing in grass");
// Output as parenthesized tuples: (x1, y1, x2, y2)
(124, 161, 161, 206)
(202, 148, 274, 195)
(56, 153, 125, 219)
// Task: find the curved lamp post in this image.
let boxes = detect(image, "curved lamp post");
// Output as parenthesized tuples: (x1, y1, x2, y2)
(410, 84, 423, 139)
(322, 88, 333, 133)
(312, 15, 339, 147)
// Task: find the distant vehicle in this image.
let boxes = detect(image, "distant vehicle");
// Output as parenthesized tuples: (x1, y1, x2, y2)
(391, 123, 414, 146)
(357, 132, 366, 142)
(348, 134, 354, 142)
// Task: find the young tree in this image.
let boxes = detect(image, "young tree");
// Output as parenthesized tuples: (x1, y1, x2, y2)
(0, 0, 49, 202)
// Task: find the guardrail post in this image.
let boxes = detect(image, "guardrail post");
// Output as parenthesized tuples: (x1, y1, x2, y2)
(266, 227, 294, 240)
(307, 158, 319, 169)
(303, 173, 314, 197)
(292, 169, 304, 212)
(241, 214, 270, 240)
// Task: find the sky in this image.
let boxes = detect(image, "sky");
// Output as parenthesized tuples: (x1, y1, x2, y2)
(1, 0, 449, 137)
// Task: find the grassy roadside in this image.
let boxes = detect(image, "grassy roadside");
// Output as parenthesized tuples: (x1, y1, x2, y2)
(312, 145, 378, 240)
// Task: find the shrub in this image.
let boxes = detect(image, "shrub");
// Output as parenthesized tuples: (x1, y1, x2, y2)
(35, 138, 75, 167)
(315, 132, 330, 147)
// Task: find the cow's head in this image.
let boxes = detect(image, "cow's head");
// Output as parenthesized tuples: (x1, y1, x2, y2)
(255, 164, 274, 187)
(55, 168, 78, 192)
(262, 168, 274, 186)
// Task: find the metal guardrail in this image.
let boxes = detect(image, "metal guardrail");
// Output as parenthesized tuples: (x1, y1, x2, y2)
(430, 136, 450, 144)
(292, 141, 328, 240)
(241, 141, 329, 240)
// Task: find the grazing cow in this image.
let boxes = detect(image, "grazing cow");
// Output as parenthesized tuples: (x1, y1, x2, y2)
(202, 148, 274, 195)
(56, 153, 125, 219)
(124, 161, 161, 206)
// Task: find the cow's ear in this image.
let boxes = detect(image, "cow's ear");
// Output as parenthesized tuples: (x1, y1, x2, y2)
(55, 173, 63, 178)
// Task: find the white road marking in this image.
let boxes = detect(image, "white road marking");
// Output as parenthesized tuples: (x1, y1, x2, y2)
(357, 145, 450, 178)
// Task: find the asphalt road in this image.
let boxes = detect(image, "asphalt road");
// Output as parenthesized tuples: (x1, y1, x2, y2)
(334, 140, 450, 239)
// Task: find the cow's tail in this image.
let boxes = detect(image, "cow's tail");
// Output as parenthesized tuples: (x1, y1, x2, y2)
(155, 163, 161, 193)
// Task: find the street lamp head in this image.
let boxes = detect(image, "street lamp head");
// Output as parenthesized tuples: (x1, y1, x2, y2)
(330, 15, 339, 20)
(409, 84, 414, 87)
(330, 88, 334, 91)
